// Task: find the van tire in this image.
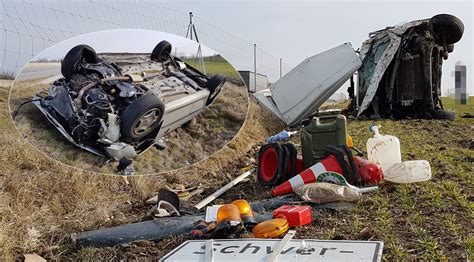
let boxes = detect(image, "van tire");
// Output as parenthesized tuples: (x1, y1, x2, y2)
(120, 94, 165, 141)
(61, 45, 99, 80)
(430, 14, 464, 45)
(151, 41, 172, 62)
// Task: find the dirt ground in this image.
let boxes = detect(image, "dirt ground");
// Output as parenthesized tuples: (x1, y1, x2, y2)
(1, 77, 473, 260)
(9, 78, 248, 174)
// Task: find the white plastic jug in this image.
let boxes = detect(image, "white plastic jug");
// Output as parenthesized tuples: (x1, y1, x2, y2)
(384, 160, 432, 183)
(366, 126, 401, 172)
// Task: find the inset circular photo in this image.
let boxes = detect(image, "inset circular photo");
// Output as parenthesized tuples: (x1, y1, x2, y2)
(9, 29, 248, 175)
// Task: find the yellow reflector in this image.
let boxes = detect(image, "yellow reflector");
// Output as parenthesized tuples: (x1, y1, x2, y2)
(252, 218, 289, 238)
(346, 134, 353, 148)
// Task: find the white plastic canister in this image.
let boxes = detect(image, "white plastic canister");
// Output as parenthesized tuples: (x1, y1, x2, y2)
(384, 160, 432, 183)
(366, 126, 402, 172)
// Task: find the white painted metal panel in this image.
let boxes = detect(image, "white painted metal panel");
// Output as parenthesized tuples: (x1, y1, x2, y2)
(161, 239, 383, 262)
(252, 89, 286, 122)
(157, 89, 209, 137)
(270, 43, 361, 126)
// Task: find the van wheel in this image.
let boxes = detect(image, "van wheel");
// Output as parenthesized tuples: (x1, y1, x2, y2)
(61, 45, 99, 80)
(430, 14, 464, 45)
(206, 74, 226, 105)
(120, 94, 165, 141)
(151, 41, 172, 62)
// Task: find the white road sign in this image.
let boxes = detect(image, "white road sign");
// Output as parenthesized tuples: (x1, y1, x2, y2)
(160, 239, 383, 262)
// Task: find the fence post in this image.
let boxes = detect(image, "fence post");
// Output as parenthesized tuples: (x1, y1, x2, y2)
(280, 58, 282, 78)
(254, 44, 257, 90)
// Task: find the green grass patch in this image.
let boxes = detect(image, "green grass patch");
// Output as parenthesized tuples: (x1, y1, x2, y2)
(184, 57, 241, 80)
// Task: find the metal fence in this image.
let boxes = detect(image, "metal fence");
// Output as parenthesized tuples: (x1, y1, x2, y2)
(0, 0, 292, 81)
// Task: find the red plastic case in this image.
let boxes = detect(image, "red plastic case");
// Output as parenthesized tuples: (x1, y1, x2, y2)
(272, 205, 312, 227)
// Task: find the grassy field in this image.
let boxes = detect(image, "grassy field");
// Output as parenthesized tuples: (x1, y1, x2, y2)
(184, 55, 242, 80)
(310, 97, 473, 260)
(1, 69, 473, 261)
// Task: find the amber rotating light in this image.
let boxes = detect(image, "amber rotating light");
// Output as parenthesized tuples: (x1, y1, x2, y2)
(216, 204, 242, 224)
(213, 204, 244, 238)
(231, 199, 257, 226)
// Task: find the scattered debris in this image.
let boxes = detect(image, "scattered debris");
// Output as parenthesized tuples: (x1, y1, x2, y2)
(205, 205, 223, 223)
(194, 168, 255, 210)
(117, 157, 135, 175)
(384, 160, 432, 183)
(146, 185, 203, 204)
(257, 143, 299, 186)
(272, 205, 312, 227)
(212, 204, 246, 238)
(69, 15, 457, 258)
(170, 184, 199, 198)
(295, 182, 362, 204)
(252, 218, 289, 238)
(266, 230, 296, 262)
(232, 199, 258, 226)
(271, 146, 363, 196)
(353, 156, 384, 184)
(266, 130, 298, 143)
(147, 189, 180, 218)
(367, 125, 402, 172)
(253, 43, 361, 127)
(301, 115, 348, 168)
(367, 126, 432, 183)
(74, 195, 311, 248)
(461, 113, 474, 118)
(191, 220, 216, 239)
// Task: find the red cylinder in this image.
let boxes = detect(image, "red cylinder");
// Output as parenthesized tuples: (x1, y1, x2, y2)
(354, 156, 384, 184)
(260, 147, 279, 182)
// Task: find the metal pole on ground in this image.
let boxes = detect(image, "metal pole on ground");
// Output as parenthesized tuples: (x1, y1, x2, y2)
(254, 44, 257, 90)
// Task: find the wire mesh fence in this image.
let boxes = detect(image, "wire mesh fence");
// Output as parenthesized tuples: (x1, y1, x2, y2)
(0, 0, 292, 82)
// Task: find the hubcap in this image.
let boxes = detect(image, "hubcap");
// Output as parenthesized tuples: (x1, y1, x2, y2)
(133, 108, 160, 136)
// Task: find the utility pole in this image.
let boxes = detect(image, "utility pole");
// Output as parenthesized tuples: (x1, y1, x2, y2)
(279, 58, 282, 78)
(254, 44, 257, 91)
(185, 12, 206, 74)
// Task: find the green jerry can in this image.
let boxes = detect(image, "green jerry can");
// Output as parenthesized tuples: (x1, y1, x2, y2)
(301, 114, 347, 169)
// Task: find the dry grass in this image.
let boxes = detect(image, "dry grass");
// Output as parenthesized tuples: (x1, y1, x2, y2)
(0, 78, 284, 260)
(9, 78, 250, 174)
(0, 70, 15, 80)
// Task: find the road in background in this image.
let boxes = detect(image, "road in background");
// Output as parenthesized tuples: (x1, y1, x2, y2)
(16, 62, 60, 81)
